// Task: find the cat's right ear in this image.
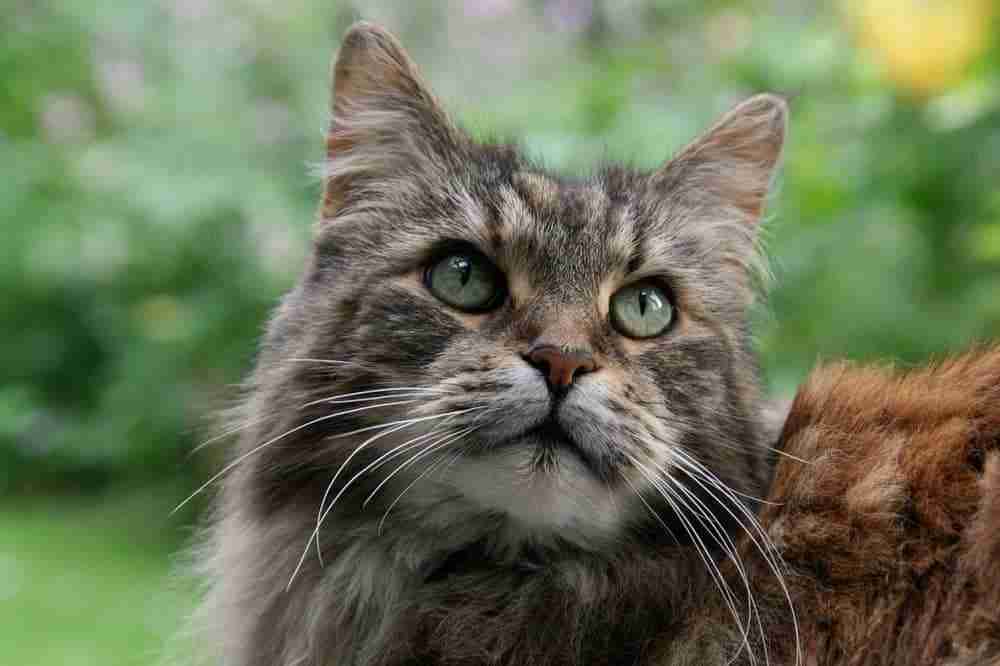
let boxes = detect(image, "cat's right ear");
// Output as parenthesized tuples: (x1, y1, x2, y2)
(320, 22, 461, 220)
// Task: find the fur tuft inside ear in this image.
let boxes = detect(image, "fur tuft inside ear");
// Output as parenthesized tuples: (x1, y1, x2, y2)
(321, 22, 460, 220)
(658, 93, 788, 223)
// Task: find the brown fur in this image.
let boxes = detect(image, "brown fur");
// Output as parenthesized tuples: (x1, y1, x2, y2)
(676, 346, 1000, 665)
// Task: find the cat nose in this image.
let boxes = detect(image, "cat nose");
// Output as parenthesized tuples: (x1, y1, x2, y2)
(525, 345, 597, 389)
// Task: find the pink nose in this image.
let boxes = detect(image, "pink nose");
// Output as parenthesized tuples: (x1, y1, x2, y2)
(527, 345, 597, 388)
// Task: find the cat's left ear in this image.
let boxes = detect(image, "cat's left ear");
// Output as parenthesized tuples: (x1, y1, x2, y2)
(657, 94, 788, 224)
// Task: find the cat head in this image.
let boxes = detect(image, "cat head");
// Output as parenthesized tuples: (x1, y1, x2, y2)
(241, 22, 787, 554)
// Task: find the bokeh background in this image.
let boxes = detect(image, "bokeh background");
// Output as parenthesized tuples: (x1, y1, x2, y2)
(2, 0, 998, 663)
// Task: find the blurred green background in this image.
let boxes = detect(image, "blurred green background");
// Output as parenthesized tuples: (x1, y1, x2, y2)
(2, 0, 998, 663)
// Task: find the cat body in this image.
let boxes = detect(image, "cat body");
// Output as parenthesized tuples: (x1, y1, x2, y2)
(732, 348, 1000, 666)
(192, 22, 999, 666)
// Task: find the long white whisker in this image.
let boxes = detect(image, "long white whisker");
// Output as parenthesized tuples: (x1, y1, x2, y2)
(324, 408, 485, 512)
(306, 392, 449, 407)
(364, 426, 477, 510)
(313, 419, 458, 563)
(628, 456, 742, 613)
(300, 387, 452, 409)
(666, 477, 753, 592)
(313, 428, 430, 566)
(375, 426, 481, 535)
(171, 399, 422, 515)
(286, 357, 369, 367)
(288, 428, 460, 590)
(190, 386, 449, 456)
(666, 488, 757, 666)
(286, 413, 484, 589)
(626, 453, 754, 665)
(624, 461, 754, 666)
(357, 427, 460, 511)
(644, 406, 811, 465)
(667, 447, 801, 666)
(190, 415, 269, 455)
(323, 406, 486, 440)
(664, 445, 795, 589)
(620, 475, 679, 545)
(665, 473, 767, 666)
(669, 450, 792, 578)
(670, 452, 781, 559)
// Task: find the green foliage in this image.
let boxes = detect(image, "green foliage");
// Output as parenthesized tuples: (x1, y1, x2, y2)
(2, 1, 998, 493)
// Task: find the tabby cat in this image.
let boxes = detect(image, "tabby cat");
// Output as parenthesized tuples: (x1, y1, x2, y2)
(190, 22, 1000, 666)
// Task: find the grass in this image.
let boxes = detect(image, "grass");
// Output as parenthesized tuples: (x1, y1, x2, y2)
(0, 486, 197, 666)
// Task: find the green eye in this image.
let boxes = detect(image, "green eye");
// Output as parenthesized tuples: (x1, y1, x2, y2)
(425, 250, 504, 312)
(610, 281, 674, 339)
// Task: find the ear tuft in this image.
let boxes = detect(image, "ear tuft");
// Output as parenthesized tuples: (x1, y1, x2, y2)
(660, 93, 789, 223)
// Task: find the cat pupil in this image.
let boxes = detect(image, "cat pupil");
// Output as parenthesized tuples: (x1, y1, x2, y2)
(638, 289, 649, 316)
(452, 256, 471, 286)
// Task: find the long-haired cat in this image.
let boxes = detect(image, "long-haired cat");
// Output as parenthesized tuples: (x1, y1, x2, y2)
(189, 22, 1000, 666)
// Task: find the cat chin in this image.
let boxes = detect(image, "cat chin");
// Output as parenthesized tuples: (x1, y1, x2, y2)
(441, 444, 630, 549)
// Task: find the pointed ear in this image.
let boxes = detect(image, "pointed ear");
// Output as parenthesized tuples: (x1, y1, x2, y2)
(658, 94, 788, 224)
(321, 22, 460, 220)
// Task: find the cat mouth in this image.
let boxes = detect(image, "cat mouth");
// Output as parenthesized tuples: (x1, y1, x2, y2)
(525, 418, 574, 447)
(516, 417, 605, 479)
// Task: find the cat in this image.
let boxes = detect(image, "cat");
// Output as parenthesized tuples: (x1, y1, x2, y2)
(188, 21, 1000, 666)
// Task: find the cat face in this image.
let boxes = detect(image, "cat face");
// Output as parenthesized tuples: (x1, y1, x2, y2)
(242, 23, 786, 552)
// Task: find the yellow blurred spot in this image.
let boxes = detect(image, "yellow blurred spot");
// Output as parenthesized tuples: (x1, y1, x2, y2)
(970, 221, 1000, 261)
(844, 0, 995, 96)
(135, 295, 190, 342)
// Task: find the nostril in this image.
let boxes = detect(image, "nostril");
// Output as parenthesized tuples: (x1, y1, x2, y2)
(523, 353, 549, 379)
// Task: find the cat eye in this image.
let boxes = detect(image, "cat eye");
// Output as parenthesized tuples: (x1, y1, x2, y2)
(610, 281, 674, 339)
(424, 249, 505, 312)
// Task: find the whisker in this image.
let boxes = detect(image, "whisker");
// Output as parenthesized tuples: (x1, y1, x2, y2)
(669, 450, 790, 572)
(190, 415, 270, 455)
(667, 447, 801, 666)
(627, 456, 743, 612)
(668, 456, 777, 570)
(659, 484, 755, 666)
(307, 393, 450, 408)
(626, 453, 755, 665)
(313, 420, 458, 563)
(620, 475, 679, 546)
(288, 428, 460, 590)
(324, 406, 487, 440)
(190, 387, 448, 457)
(300, 386, 453, 410)
(286, 412, 484, 589)
(376, 428, 475, 536)
(664, 473, 767, 666)
(171, 399, 423, 515)
(323, 408, 486, 513)
(645, 406, 811, 465)
(376, 456, 449, 536)
(364, 426, 478, 510)
(286, 357, 371, 367)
